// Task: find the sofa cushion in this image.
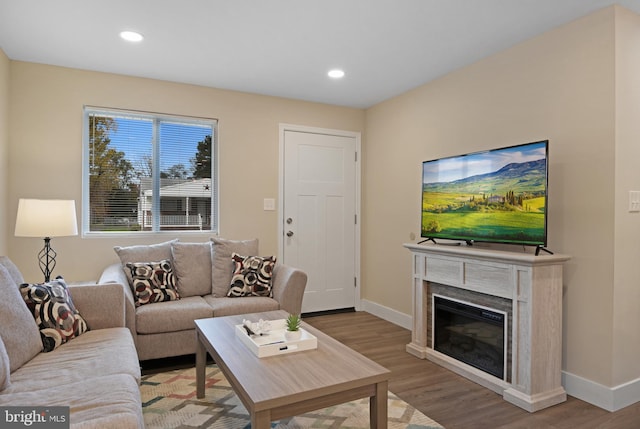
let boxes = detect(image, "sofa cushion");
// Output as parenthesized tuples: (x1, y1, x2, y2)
(0, 264, 43, 373)
(20, 277, 90, 352)
(0, 256, 24, 284)
(0, 373, 143, 429)
(114, 239, 178, 286)
(126, 260, 180, 307)
(210, 237, 259, 297)
(171, 241, 213, 297)
(6, 327, 140, 394)
(136, 296, 212, 334)
(0, 336, 9, 391)
(227, 253, 276, 297)
(203, 295, 280, 317)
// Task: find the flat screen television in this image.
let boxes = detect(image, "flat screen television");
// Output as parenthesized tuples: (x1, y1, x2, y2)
(421, 140, 549, 248)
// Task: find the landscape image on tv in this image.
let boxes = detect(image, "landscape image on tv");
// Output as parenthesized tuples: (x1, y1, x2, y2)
(421, 141, 548, 246)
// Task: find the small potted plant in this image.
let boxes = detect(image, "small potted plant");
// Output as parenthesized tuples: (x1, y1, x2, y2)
(285, 313, 302, 341)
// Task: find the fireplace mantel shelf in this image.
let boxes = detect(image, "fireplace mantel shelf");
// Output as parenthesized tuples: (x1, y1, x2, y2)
(403, 242, 571, 266)
(404, 242, 571, 412)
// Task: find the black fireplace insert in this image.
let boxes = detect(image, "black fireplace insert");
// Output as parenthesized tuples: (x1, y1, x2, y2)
(433, 295, 506, 379)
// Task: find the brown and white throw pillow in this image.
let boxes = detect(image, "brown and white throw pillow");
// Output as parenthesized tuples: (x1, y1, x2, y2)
(126, 260, 180, 306)
(227, 253, 276, 298)
(114, 239, 178, 287)
(20, 276, 89, 352)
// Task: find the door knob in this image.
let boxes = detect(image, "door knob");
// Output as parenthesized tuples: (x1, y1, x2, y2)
(286, 231, 294, 237)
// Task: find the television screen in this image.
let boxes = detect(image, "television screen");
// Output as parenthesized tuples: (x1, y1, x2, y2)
(421, 140, 548, 246)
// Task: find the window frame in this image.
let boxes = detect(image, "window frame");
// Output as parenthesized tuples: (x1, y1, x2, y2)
(82, 106, 219, 236)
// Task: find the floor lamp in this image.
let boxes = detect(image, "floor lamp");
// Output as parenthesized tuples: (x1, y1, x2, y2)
(15, 199, 78, 283)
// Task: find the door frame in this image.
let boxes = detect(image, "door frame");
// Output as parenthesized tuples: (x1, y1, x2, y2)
(278, 123, 362, 311)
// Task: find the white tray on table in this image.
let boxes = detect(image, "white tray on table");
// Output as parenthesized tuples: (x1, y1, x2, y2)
(235, 319, 318, 358)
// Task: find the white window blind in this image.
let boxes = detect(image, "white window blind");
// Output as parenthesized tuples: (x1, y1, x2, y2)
(83, 107, 217, 234)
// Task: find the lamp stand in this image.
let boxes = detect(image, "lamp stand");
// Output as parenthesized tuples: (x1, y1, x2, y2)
(38, 237, 56, 283)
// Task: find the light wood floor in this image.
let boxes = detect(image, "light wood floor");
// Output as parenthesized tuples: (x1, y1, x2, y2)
(303, 311, 640, 429)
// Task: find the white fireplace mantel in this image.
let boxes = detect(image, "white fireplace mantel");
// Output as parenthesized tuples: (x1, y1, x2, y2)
(404, 242, 571, 412)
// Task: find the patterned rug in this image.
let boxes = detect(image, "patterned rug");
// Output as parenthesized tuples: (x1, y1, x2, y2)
(141, 364, 444, 429)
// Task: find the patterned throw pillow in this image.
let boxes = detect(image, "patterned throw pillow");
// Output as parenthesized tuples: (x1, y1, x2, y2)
(227, 253, 276, 298)
(126, 260, 180, 307)
(20, 277, 89, 352)
(115, 240, 177, 288)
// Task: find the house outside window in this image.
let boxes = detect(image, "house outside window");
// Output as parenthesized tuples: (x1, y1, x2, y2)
(83, 107, 218, 234)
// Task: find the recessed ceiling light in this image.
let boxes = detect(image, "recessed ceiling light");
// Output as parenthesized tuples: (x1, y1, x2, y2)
(120, 30, 144, 42)
(328, 69, 345, 79)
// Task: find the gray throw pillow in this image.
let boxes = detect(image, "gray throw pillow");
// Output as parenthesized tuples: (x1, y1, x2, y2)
(0, 336, 10, 390)
(0, 256, 25, 285)
(171, 242, 213, 297)
(0, 264, 43, 372)
(210, 238, 259, 297)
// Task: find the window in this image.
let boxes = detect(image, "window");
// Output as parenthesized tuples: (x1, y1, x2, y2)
(83, 107, 218, 234)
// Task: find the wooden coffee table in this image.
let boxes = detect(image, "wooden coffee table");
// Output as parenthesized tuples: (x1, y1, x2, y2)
(195, 310, 391, 428)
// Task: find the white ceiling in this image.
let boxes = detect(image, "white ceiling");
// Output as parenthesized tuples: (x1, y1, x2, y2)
(1, 0, 639, 108)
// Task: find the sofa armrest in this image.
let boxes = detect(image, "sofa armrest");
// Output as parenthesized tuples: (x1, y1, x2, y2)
(68, 283, 126, 330)
(271, 264, 307, 315)
(99, 264, 137, 343)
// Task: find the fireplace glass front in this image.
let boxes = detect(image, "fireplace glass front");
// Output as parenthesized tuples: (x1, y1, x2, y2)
(433, 295, 506, 379)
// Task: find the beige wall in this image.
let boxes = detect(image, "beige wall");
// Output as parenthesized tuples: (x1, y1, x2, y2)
(0, 48, 9, 255)
(364, 7, 623, 387)
(7, 62, 365, 281)
(613, 6, 640, 386)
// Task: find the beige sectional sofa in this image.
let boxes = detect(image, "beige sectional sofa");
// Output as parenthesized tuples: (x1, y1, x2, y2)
(0, 257, 143, 429)
(99, 238, 307, 361)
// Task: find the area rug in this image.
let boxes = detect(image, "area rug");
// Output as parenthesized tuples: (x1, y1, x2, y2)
(141, 364, 444, 429)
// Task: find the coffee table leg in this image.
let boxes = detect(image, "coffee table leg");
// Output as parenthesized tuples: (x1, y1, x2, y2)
(252, 410, 271, 429)
(196, 332, 206, 399)
(370, 380, 388, 429)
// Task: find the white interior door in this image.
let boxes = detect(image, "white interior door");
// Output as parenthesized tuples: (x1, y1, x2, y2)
(281, 126, 359, 313)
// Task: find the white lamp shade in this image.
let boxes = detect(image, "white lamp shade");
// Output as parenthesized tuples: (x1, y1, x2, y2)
(15, 199, 78, 238)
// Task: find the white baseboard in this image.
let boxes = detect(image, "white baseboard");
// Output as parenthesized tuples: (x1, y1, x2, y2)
(360, 299, 412, 330)
(562, 371, 640, 412)
(360, 299, 640, 412)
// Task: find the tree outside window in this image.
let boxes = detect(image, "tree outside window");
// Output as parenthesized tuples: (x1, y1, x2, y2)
(84, 108, 217, 233)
